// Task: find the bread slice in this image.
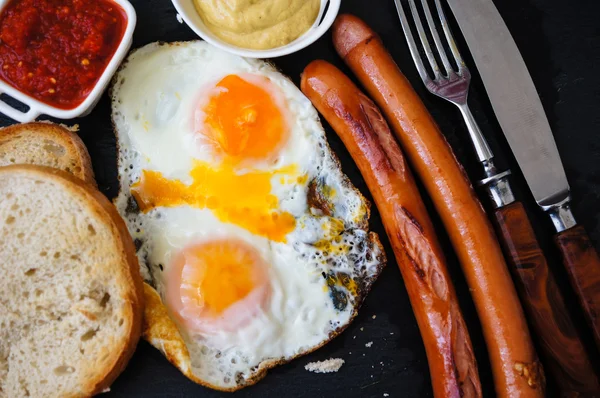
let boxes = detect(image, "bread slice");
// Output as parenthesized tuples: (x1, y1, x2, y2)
(0, 122, 95, 185)
(0, 165, 144, 398)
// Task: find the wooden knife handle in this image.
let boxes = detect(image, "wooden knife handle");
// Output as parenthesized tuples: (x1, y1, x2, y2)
(494, 202, 600, 395)
(555, 224, 600, 349)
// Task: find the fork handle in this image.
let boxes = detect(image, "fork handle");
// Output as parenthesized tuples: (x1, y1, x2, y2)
(457, 104, 493, 163)
(494, 201, 600, 395)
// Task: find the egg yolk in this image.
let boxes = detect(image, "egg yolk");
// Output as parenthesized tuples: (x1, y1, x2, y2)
(131, 73, 301, 241)
(200, 74, 288, 164)
(131, 160, 298, 242)
(166, 239, 270, 333)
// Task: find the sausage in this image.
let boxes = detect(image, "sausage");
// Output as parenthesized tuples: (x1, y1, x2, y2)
(302, 60, 482, 398)
(332, 14, 544, 398)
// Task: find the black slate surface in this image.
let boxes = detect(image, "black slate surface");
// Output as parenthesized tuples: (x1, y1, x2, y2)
(2, 0, 599, 396)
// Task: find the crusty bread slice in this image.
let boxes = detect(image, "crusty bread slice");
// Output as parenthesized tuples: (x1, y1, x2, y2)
(0, 122, 95, 185)
(0, 165, 144, 398)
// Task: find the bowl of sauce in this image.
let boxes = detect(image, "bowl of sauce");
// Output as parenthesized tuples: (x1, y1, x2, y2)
(171, 0, 341, 58)
(0, 0, 136, 122)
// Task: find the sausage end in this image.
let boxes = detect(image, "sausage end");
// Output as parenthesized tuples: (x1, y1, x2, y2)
(300, 60, 327, 96)
(333, 14, 378, 59)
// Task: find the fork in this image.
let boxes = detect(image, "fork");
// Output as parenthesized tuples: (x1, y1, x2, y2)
(394, 0, 600, 394)
(395, 0, 500, 178)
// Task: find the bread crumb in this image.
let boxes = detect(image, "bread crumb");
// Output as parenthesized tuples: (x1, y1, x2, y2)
(40, 120, 78, 132)
(66, 123, 79, 132)
(372, 315, 376, 319)
(384, 394, 389, 397)
(365, 341, 373, 348)
(360, 327, 364, 331)
(304, 358, 345, 374)
(176, 13, 183, 23)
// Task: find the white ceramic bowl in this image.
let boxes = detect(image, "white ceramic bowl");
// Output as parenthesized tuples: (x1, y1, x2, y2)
(0, 0, 136, 123)
(171, 0, 341, 58)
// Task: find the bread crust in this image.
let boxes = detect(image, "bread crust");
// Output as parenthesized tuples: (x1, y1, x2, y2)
(0, 164, 144, 397)
(0, 122, 96, 186)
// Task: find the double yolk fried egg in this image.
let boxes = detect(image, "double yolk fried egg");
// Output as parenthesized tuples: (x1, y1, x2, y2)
(112, 41, 384, 390)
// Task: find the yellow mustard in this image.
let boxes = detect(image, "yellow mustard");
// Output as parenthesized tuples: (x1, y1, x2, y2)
(194, 0, 321, 50)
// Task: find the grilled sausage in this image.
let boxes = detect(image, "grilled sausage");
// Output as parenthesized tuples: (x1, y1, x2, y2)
(302, 60, 482, 398)
(332, 14, 544, 398)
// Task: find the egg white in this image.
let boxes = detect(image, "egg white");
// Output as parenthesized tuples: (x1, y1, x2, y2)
(113, 41, 316, 184)
(142, 207, 343, 375)
(112, 41, 384, 389)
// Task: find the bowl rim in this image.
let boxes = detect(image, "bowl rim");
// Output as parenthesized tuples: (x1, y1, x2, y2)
(0, 0, 137, 123)
(171, 0, 341, 59)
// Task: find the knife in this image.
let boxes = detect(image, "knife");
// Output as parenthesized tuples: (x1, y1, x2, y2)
(445, 0, 600, 348)
(394, 0, 599, 393)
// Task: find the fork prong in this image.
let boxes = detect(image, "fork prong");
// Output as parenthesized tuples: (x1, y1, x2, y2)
(433, 0, 466, 72)
(407, 0, 442, 80)
(394, 0, 431, 84)
(420, 0, 454, 76)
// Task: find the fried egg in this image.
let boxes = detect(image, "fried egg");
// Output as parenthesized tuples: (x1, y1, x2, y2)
(111, 41, 385, 390)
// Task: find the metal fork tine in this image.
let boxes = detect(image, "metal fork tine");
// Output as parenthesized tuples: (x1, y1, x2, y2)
(394, 0, 431, 83)
(407, 0, 442, 80)
(419, 0, 454, 76)
(396, 0, 494, 167)
(433, 0, 466, 72)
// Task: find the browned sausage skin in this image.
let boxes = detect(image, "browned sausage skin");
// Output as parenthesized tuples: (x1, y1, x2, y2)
(302, 60, 482, 398)
(332, 14, 544, 398)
